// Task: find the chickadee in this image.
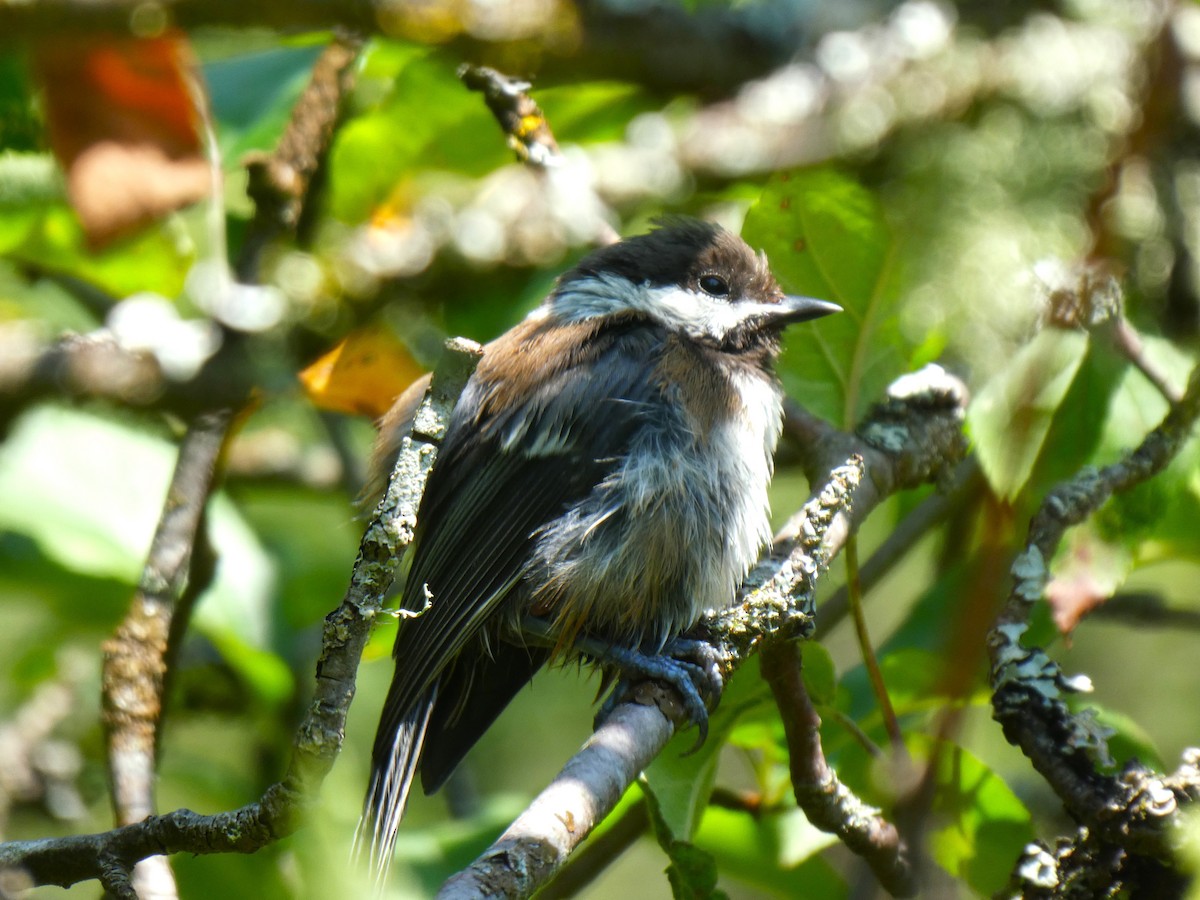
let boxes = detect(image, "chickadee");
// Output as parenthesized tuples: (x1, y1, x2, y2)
(358, 218, 840, 875)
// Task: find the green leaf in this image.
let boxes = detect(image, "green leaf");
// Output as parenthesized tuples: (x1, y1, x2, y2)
(536, 81, 657, 144)
(742, 168, 903, 427)
(205, 45, 325, 162)
(0, 407, 280, 695)
(829, 732, 1032, 896)
(644, 783, 730, 900)
(235, 484, 361, 629)
(693, 806, 844, 897)
(0, 152, 64, 254)
(967, 327, 1089, 500)
(0, 257, 102, 332)
(1093, 336, 1200, 561)
(328, 46, 506, 222)
(919, 735, 1034, 895)
(641, 664, 772, 839)
(1031, 339, 1126, 490)
(11, 204, 192, 299)
(801, 641, 837, 706)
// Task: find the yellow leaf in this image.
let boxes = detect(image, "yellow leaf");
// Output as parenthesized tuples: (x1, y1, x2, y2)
(299, 327, 423, 418)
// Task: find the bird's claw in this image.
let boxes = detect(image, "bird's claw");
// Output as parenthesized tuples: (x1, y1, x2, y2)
(593, 638, 724, 754)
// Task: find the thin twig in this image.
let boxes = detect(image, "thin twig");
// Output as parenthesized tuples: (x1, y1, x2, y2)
(458, 64, 562, 169)
(761, 641, 914, 897)
(1106, 316, 1184, 404)
(459, 62, 620, 247)
(241, 33, 364, 278)
(100, 409, 234, 899)
(1090, 591, 1200, 629)
(0, 329, 252, 432)
(843, 536, 903, 751)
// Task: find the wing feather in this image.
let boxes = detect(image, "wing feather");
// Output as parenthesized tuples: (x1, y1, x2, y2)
(367, 322, 668, 831)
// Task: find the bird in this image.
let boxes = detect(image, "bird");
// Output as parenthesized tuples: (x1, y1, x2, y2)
(357, 218, 840, 877)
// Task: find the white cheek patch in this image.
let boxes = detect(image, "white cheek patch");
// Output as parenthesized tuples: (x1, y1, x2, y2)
(546, 274, 774, 341)
(639, 285, 781, 342)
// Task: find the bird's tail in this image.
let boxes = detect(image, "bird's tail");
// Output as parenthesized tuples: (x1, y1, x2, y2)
(353, 681, 438, 885)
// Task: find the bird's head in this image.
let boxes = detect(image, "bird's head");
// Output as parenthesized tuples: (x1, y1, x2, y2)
(542, 219, 841, 352)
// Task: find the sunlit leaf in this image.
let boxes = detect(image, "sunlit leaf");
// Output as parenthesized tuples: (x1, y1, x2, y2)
(537, 81, 656, 144)
(743, 168, 904, 427)
(967, 327, 1089, 500)
(830, 732, 1032, 897)
(13, 203, 193, 299)
(299, 324, 424, 418)
(328, 45, 505, 223)
(919, 735, 1034, 895)
(693, 806, 843, 897)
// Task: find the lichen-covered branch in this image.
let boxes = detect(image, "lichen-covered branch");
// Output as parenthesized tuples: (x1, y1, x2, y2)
(100, 408, 232, 899)
(989, 362, 1200, 857)
(440, 365, 968, 898)
(1006, 751, 1200, 898)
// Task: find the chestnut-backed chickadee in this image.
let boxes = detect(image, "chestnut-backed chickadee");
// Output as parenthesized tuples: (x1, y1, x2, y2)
(358, 219, 840, 875)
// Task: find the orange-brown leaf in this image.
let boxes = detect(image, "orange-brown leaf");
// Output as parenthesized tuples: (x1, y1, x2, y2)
(299, 327, 424, 418)
(32, 34, 210, 248)
(1046, 527, 1132, 637)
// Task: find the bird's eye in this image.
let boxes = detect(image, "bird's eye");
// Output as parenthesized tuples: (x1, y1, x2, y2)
(699, 274, 730, 297)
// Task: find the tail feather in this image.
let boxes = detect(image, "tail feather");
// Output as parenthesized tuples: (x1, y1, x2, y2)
(420, 643, 547, 795)
(354, 681, 438, 884)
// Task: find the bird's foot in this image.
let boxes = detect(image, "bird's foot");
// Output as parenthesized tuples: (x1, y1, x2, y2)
(593, 637, 724, 753)
(518, 616, 724, 752)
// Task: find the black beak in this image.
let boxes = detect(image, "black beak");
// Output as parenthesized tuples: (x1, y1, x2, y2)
(775, 294, 842, 325)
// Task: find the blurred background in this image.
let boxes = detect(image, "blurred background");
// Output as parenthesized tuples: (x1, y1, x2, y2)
(2, 0, 1199, 897)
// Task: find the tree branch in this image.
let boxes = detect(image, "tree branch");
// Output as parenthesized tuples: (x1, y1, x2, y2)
(100, 409, 233, 899)
(989, 362, 1200, 857)
(760, 641, 914, 897)
(240, 32, 364, 276)
(440, 364, 968, 898)
(0, 0, 808, 97)
(0, 338, 481, 891)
